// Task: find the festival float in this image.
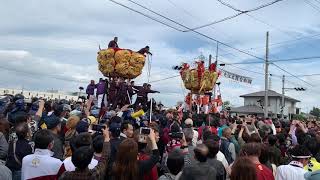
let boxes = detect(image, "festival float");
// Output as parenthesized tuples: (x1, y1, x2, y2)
(179, 60, 222, 114)
(97, 48, 146, 79)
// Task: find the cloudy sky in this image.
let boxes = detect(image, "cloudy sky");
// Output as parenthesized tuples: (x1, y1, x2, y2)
(1, 0, 320, 111)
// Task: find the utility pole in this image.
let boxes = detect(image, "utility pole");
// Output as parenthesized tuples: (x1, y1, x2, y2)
(264, 32, 269, 118)
(281, 75, 285, 119)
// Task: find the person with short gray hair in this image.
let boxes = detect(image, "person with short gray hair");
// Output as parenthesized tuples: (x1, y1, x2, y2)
(182, 128, 196, 166)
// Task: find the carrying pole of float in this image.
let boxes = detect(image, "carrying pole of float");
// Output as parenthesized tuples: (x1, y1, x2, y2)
(208, 54, 212, 126)
(148, 54, 153, 123)
(213, 43, 218, 100)
(149, 97, 153, 123)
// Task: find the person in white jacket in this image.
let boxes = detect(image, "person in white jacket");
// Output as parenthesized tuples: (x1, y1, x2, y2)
(276, 145, 311, 180)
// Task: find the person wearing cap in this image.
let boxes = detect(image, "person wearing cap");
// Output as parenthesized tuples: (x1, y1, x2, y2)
(64, 116, 80, 158)
(45, 115, 64, 160)
(276, 145, 311, 180)
(184, 118, 199, 147)
(76, 118, 90, 134)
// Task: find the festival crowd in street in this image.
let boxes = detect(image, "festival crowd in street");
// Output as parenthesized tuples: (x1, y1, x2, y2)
(0, 79, 320, 180)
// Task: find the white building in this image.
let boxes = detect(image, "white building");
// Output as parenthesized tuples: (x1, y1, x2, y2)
(230, 90, 300, 119)
(0, 88, 80, 101)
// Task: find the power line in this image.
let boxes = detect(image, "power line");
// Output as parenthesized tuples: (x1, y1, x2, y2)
(165, 0, 196, 18)
(165, 0, 235, 40)
(217, 1, 320, 55)
(271, 63, 314, 86)
(110, 0, 184, 31)
(287, 73, 320, 77)
(219, 32, 320, 57)
(216, 0, 244, 12)
(110, 0, 266, 61)
(183, 0, 285, 32)
(110, 0, 317, 87)
(148, 74, 180, 83)
(304, 0, 320, 12)
(222, 56, 320, 65)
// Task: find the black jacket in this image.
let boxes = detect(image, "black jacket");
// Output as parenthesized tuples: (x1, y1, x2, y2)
(179, 162, 217, 180)
(6, 138, 33, 171)
(207, 158, 226, 180)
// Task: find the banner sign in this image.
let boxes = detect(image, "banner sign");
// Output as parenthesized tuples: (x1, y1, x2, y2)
(220, 69, 253, 84)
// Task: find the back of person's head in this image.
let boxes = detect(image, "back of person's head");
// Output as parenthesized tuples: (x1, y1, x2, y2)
(182, 128, 193, 143)
(45, 114, 61, 130)
(259, 143, 271, 164)
(13, 112, 29, 125)
(240, 143, 261, 157)
(44, 100, 52, 113)
(170, 121, 181, 133)
(34, 129, 54, 149)
(268, 134, 278, 146)
(15, 122, 29, 139)
(194, 144, 209, 162)
(304, 137, 320, 157)
(202, 127, 213, 141)
(113, 138, 139, 180)
(109, 117, 121, 138)
(76, 118, 89, 134)
(204, 139, 220, 158)
(276, 133, 286, 145)
(289, 145, 311, 161)
(248, 133, 262, 143)
(72, 146, 94, 170)
(167, 149, 184, 175)
(70, 132, 92, 153)
(297, 131, 310, 145)
(231, 156, 258, 180)
(92, 135, 104, 154)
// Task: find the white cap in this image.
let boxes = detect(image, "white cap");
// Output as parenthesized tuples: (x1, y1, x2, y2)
(185, 118, 193, 126)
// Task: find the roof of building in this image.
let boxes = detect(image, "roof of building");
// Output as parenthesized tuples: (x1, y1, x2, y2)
(240, 90, 300, 102)
(230, 105, 264, 114)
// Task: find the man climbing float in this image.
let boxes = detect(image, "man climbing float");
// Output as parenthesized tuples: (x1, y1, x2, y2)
(108, 37, 119, 48)
(133, 83, 159, 109)
(137, 46, 152, 56)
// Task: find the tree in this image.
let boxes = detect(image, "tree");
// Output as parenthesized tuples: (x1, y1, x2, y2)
(292, 114, 306, 121)
(310, 107, 320, 119)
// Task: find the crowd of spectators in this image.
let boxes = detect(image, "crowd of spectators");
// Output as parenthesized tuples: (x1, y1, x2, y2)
(0, 93, 320, 180)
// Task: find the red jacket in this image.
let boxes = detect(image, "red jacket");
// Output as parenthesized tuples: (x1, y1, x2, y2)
(138, 153, 158, 180)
